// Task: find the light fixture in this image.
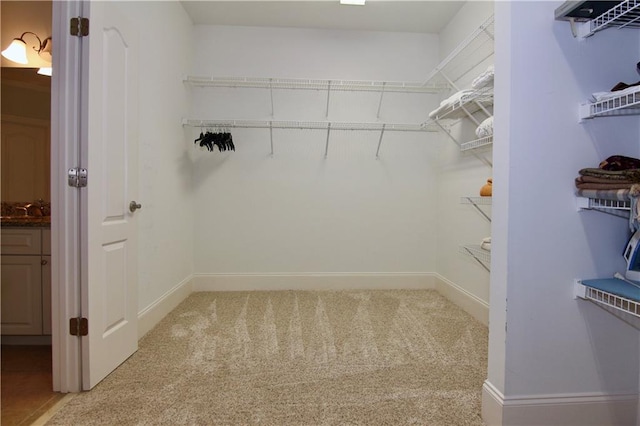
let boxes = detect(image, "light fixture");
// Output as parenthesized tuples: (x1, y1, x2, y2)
(1, 32, 52, 66)
(340, 0, 366, 5)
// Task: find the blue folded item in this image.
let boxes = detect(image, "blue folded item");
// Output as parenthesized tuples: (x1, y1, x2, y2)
(581, 278, 640, 302)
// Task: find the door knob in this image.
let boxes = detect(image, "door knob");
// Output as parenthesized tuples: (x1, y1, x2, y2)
(129, 201, 142, 213)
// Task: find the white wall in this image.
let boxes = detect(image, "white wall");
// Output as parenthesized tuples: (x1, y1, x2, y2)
(111, 1, 195, 312)
(189, 25, 443, 277)
(435, 2, 494, 304)
(488, 1, 640, 423)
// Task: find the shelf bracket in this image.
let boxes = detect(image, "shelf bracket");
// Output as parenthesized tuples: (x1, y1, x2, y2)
(269, 78, 275, 117)
(326, 80, 332, 118)
(462, 246, 490, 272)
(324, 123, 331, 158)
(269, 121, 274, 156)
(464, 197, 491, 222)
(376, 82, 386, 119)
(375, 124, 387, 159)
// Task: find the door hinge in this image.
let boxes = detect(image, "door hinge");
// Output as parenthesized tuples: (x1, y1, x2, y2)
(70, 317, 89, 336)
(70, 17, 89, 37)
(68, 168, 88, 188)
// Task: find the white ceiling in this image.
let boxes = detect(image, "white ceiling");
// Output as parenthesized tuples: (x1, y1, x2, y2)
(180, 1, 466, 34)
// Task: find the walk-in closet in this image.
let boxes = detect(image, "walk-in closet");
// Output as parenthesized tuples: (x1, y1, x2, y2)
(2, 1, 639, 425)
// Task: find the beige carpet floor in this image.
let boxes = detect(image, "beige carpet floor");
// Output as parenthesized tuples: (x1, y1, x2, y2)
(47, 290, 488, 425)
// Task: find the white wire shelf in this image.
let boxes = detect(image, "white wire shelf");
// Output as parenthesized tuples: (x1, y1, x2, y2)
(423, 15, 495, 88)
(575, 279, 640, 318)
(580, 87, 640, 119)
(428, 90, 494, 121)
(184, 76, 448, 94)
(183, 119, 439, 132)
(576, 194, 632, 219)
(460, 196, 492, 206)
(459, 245, 491, 271)
(461, 135, 493, 152)
(580, 0, 640, 37)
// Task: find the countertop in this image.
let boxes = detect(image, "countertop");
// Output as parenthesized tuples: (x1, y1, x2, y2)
(1, 216, 51, 228)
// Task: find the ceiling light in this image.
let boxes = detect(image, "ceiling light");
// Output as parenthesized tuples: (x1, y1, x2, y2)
(1, 32, 52, 66)
(340, 0, 366, 5)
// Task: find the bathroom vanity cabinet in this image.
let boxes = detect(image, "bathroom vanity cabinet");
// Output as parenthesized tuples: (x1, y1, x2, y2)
(1, 227, 51, 335)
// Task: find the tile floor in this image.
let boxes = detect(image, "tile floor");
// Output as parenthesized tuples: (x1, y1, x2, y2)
(1, 345, 66, 426)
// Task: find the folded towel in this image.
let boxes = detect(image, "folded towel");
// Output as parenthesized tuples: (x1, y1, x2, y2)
(575, 181, 634, 190)
(472, 65, 494, 90)
(475, 116, 494, 138)
(579, 168, 640, 182)
(576, 175, 635, 185)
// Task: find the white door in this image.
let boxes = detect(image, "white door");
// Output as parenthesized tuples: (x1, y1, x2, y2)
(80, 1, 139, 390)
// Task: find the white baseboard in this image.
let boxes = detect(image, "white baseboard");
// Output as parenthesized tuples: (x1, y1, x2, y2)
(434, 274, 489, 326)
(482, 380, 639, 426)
(137, 276, 193, 338)
(192, 273, 436, 292)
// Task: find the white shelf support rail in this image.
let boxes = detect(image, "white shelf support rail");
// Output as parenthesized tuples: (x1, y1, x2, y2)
(574, 279, 640, 318)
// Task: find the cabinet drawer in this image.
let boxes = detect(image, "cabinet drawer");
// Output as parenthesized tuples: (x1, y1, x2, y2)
(1, 229, 42, 255)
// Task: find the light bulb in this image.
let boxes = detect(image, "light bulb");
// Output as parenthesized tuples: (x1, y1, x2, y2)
(2, 39, 29, 64)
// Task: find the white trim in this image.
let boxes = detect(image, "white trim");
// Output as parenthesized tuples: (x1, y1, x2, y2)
(192, 272, 436, 292)
(50, 0, 84, 394)
(434, 273, 489, 326)
(137, 276, 193, 338)
(482, 380, 639, 426)
(482, 380, 504, 426)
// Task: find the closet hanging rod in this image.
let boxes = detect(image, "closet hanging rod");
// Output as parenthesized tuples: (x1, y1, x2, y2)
(184, 76, 448, 94)
(182, 119, 439, 132)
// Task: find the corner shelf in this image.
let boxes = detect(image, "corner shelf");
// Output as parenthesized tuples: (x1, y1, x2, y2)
(459, 245, 491, 272)
(575, 279, 640, 318)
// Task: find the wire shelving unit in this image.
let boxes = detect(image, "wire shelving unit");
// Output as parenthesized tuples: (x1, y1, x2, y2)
(461, 135, 493, 152)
